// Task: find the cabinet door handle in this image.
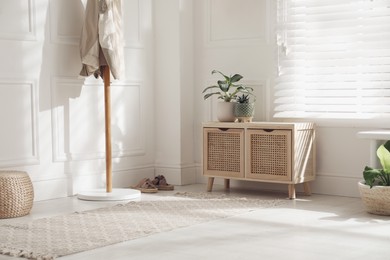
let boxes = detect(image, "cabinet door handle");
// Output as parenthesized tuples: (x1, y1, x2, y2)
(218, 128, 230, 131)
(263, 129, 275, 132)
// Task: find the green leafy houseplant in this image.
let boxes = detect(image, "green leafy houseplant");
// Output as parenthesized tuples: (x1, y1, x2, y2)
(202, 70, 254, 102)
(363, 140, 390, 188)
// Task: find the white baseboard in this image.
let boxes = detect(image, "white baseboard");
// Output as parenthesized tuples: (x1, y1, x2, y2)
(33, 166, 360, 201)
(32, 178, 69, 201)
(154, 164, 197, 185)
(194, 165, 362, 198)
(311, 174, 361, 198)
(32, 166, 155, 201)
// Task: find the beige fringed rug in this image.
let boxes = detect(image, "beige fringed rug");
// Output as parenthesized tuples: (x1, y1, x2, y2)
(0, 192, 284, 260)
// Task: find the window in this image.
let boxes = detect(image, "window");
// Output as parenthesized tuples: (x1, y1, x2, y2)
(275, 0, 390, 125)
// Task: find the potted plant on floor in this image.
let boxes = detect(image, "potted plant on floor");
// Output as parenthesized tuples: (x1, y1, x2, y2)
(358, 140, 390, 215)
(234, 93, 256, 122)
(202, 70, 254, 122)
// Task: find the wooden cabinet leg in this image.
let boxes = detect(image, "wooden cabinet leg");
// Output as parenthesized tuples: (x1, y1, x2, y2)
(207, 177, 214, 192)
(224, 179, 230, 189)
(288, 184, 296, 199)
(303, 182, 311, 196)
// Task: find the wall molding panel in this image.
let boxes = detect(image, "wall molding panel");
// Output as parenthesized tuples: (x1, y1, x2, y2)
(51, 77, 145, 162)
(205, 0, 269, 47)
(0, 0, 37, 41)
(0, 79, 39, 167)
(49, 0, 84, 45)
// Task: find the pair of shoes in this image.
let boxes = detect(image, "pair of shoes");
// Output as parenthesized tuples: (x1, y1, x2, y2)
(152, 175, 174, 191)
(131, 178, 158, 193)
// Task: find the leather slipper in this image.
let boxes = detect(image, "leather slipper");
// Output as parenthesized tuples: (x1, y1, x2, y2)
(131, 178, 158, 193)
(152, 175, 174, 191)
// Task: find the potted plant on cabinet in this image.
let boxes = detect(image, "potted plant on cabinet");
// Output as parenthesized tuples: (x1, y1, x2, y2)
(234, 94, 256, 122)
(359, 140, 390, 215)
(202, 70, 254, 122)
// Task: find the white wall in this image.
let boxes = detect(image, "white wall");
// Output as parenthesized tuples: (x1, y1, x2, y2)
(0, 0, 155, 201)
(153, 0, 197, 186)
(0, 0, 377, 201)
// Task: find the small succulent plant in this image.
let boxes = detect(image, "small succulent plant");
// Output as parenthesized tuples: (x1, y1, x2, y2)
(236, 94, 250, 104)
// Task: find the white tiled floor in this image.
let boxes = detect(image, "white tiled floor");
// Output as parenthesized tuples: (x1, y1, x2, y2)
(1, 184, 389, 260)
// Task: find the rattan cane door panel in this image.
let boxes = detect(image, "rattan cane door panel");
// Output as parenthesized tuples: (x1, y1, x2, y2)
(246, 129, 292, 181)
(203, 128, 244, 178)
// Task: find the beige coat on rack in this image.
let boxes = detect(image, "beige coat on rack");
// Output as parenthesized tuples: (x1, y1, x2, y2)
(79, 0, 124, 80)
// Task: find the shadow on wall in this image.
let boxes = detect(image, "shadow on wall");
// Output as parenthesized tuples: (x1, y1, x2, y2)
(37, 0, 87, 196)
(39, 0, 85, 112)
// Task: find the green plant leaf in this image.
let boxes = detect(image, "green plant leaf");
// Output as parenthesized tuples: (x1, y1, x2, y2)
(203, 92, 221, 100)
(230, 74, 243, 83)
(218, 81, 229, 92)
(363, 166, 382, 188)
(383, 140, 390, 157)
(202, 85, 220, 93)
(377, 143, 390, 173)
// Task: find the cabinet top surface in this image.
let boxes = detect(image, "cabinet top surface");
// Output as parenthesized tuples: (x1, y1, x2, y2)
(202, 121, 314, 129)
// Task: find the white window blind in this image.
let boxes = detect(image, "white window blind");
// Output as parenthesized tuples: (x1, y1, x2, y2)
(275, 0, 390, 122)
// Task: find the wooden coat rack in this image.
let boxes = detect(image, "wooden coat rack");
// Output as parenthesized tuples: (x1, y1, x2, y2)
(103, 66, 112, 193)
(77, 0, 140, 201)
(77, 66, 140, 200)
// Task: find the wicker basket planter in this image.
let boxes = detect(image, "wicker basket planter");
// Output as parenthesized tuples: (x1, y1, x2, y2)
(0, 171, 34, 218)
(358, 181, 390, 216)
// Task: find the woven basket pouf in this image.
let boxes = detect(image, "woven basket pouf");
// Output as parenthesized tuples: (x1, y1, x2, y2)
(0, 171, 34, 218)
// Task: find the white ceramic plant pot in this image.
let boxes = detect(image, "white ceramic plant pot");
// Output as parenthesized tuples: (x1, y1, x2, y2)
(358, 181, 390, 215)
(217, 102, 236, 122)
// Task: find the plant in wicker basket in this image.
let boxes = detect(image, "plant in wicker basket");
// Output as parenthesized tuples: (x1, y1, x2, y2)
(358, 140, 390, 215)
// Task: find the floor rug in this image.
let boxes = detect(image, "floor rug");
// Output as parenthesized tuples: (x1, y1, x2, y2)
(0, 192, 284, 260)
